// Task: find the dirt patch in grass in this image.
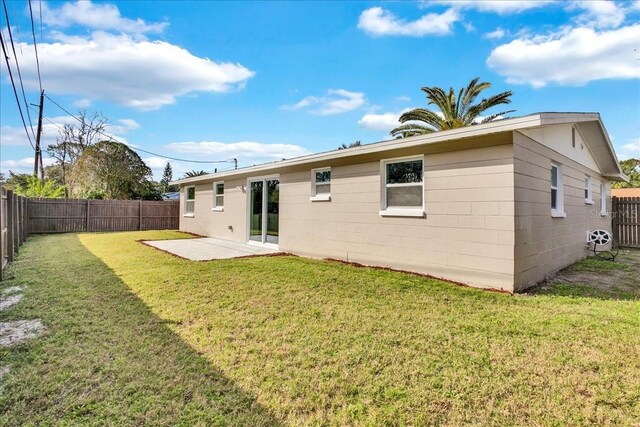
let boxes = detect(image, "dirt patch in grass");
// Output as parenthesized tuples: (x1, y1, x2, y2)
(0, 320, 44, 346)
(1, 287, 23, 295)
(530, 249, 640, 300)
(0, 294, 23, 311)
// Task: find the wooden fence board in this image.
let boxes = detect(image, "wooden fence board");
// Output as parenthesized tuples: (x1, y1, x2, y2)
(27, 199, 179, 234)
(612, 196, 640, 248)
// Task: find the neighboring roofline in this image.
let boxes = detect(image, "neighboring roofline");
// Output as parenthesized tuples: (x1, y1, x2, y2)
(171, 112, 620, 185)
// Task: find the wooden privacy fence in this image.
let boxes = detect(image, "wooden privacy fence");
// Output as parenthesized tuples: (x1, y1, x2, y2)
(612, 196, 640, 248)
(1, 188, 29, 280)
(27, 199, 180, 234)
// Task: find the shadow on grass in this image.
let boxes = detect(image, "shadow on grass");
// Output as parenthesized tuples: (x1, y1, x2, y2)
(0, 234, 281, 426)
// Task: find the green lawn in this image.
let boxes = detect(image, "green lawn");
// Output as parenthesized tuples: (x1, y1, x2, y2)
(1, 231, 639, 426)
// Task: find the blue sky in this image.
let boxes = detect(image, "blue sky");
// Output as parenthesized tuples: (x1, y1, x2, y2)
(1, 0, 639, 179)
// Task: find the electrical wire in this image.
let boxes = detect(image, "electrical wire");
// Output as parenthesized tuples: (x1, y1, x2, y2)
(2, 0, 36, 141)
(39, 98, 237, 166)
(27, 0, 42, 93)
(0, 30, 35, 150)
(38, 0, 42, 42)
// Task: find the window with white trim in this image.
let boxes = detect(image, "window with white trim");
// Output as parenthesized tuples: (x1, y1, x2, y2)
(213, 182, 224, 211)
(380, 156, 424, 217)
(584, 175, 593, 204)
(550, 163, 565, 217)
(310, 168, 331, 201)
(185, 186, 195, 216)
(600, 182, 607, 216)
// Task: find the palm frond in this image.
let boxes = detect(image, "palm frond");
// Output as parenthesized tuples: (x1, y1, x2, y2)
(392, 78, 515, 138)
(390, 123, 435, 138)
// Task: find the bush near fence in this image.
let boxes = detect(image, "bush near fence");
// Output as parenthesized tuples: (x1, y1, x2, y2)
(0, 187, 179, 280)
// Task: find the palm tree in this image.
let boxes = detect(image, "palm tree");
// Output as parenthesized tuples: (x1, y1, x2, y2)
(390, 77, 514, 139)
(183, 170, 208, 178)
(338, 140, 362, 150)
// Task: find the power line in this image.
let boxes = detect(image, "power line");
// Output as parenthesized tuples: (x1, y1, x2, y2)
(27, 0, 42, 93)
(0, 29, 35, 150)
(2, 0, 36, 141)
(38, 0, 42, 43)
(40, 97, 237, 166)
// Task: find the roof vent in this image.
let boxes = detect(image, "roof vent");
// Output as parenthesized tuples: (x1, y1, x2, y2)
(571, 127, 576, 148)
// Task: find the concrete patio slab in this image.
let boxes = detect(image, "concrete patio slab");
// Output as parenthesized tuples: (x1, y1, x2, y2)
(143, 237, 281, 261)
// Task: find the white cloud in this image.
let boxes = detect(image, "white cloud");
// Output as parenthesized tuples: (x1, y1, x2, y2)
(484, 27, 506, 39)
(72, 98, 92, 108)
(358, 110, 409, 132)
(283, 89, 366, 115)
(41, 0, 168, 38)
(567, 1, 626, 29)
(617, 138, 640, 160)
(395, 95, 411, 103)
(1, 114, 137, 151)
(166, 141, 311, 166)
(357, 7, 459, 37)
(434, 1, 554, 14)
(3, 31, 255, 110)
(0, 157, 56, 174)
(486, 24, 640, 87)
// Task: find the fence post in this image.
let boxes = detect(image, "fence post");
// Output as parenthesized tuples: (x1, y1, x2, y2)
(139, 199, 143, 231)
(612, 197, 618, 243)
(86, 199, 90, 232)
(24, 198, 29, 239)
(19, 197, 25, 245)
(6, 191, 14, 262)
(1, 188, 4, 280)
(12, 192, 19, 255)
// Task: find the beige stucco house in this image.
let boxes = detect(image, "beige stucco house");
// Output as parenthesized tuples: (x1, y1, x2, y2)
(173, 113, 626, 293)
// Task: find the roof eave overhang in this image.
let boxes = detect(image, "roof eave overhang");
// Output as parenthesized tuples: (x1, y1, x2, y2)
(171, 112, 625, 186)
(171, 114, 544, 186)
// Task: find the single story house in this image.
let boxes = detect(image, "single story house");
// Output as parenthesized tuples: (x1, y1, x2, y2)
(172, 112, 626, 293)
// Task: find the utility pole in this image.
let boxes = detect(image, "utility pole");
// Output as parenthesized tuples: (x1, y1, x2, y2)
(233, 158, 238, 169)
(34, 89, 44, 180)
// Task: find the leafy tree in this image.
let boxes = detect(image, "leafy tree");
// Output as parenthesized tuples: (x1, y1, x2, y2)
(0, 172, 5, 184)
(68, 140, 154, 200)
(14, 175, 65, 198)
(612, 158, 640, 189)
(338, 140, 362, 150)
(183, 170, 208, 178)
(391, 77, 514, 138)
(47, 110, 109, 195)
(3, 172, 31, 190)
(160, 163, 177, 192)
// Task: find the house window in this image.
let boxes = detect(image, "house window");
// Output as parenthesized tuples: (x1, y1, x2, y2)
(584, 175, 593, 204)
(310, 168, 331, 201)
(550, 163, 565, 217)
(213, 182, 224, 211)
(380, 156, 424, 217)
(185, 186, 195, 216)
(600, 182, 607, 216)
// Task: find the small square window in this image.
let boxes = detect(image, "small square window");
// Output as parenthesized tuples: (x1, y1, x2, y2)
(310, 168, 331, 201)
(213, 182, 224, 210)
(380, 156, 424, 217)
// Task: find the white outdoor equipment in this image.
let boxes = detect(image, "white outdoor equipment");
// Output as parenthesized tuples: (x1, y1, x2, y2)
(587, 229, 619, 261)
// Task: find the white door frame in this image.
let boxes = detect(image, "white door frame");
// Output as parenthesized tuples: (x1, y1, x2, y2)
(246, 175, 279, 248)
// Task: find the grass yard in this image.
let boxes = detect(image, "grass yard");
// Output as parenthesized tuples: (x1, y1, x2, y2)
(1, 231, 639, 426)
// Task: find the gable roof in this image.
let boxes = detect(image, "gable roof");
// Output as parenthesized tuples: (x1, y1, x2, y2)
(172, 112, 626, 185)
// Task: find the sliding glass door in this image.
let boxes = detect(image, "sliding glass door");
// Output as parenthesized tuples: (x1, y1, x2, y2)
(249, 178, 279, 245)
